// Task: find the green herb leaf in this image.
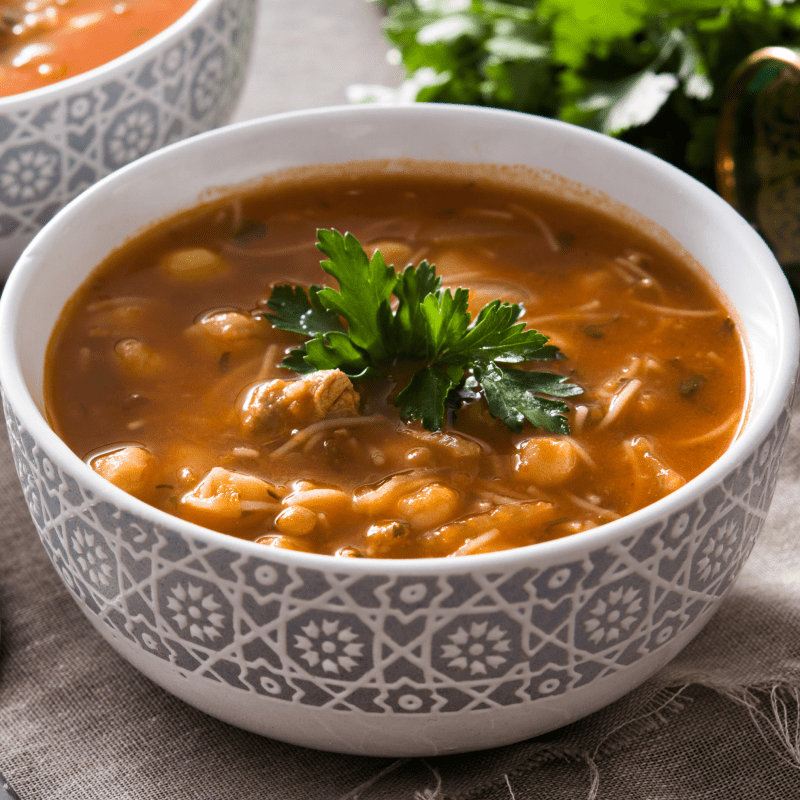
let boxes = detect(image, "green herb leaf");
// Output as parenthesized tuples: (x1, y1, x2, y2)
(280, 346, 316, 374)
(315, 229, 397, 361)
(395, 366, 459, 430)
(447, 299, 552, 363)
(375, 0, 800, 189)
(263, 284, 345, 337)
(393, 260, 442, 353)
(419, 287, 472, 361)
(266, 229, 582, 433)
(476, 362, 584, 434)
(300, 332, 380, 379)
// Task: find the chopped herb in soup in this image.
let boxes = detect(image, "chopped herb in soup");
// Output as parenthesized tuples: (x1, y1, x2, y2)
(44, 166, 748, 558)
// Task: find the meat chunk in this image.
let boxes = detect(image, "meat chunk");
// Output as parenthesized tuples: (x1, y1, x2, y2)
(239, 369, 360, 441)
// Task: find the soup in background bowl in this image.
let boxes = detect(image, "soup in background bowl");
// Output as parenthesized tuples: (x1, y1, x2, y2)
(0, 0, 199, 97)
(0, 0, 256, 275)
(0, 105, 796, 756)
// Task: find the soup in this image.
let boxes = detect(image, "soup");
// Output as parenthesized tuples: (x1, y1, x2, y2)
(44, 164, 748, 559)
(0, 0, 197, 96)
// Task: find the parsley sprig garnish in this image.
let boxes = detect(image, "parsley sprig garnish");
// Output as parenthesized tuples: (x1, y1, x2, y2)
(264, 229, 582, 433)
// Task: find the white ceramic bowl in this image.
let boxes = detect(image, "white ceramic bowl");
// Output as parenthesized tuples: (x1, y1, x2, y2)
(0, 0, 256, 275)
(1, 105, 797, 757)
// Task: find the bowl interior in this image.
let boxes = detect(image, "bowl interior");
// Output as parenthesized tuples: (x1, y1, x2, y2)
(1, 104, 797, 559)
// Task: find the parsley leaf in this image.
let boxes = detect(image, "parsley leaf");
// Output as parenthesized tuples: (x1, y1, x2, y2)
(371, 0, 800, 189)
(263, 284, 344, 337)
(393, 260, 442, 353)
(288, 332, 381, 379)
(266, 228, 582, 433)
(476, 362, 584, 434)
(395, 366, 460, 431)
(448, 299, 552, 363)
(419, 287, 472, 361)
(315, 229, 397, 361)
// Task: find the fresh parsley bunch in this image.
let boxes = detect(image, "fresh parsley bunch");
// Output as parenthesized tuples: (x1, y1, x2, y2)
(368, 0, 800, 189)
(264, 229, 582, 433)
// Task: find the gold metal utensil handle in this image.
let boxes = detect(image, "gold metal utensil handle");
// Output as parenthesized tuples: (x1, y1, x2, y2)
(716, 46, 800, 268)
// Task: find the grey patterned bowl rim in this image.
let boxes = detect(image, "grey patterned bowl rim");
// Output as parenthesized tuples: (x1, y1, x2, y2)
(1, 103, 797, 576)
(0, 0, 223, 110)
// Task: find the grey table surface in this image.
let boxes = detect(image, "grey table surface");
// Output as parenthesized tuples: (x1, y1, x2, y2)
(230, 0, 403, 123)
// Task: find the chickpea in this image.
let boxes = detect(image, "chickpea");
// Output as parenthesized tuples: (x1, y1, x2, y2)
(405, 446, 433, 467)
(87, 297, 154, 336)
(179, 467, 282, 528)
(186, 310, 270, 357)
(352, 473, 431, 516)
(90, 446, 154, 498)
(275, 505, 317, 536)
(396, 483, 461, 530)
(160, 247, 227, 281)
(114, 338, 166, 379)
(254, 534, 312, 553)
(200, 310, 263, 339)
(515, 437, 579, 486)
(430, 500, 557, 557)
(335, 546, 365, 558)
(283, 486, 351, 515)
(363, 520, 412, 558)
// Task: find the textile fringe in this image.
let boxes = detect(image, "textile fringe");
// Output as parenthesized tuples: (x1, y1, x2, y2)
(335, 758, 409, 800)
(584, 686, 689, 800)
(458, 686, 691, 800)
(712, 684, 800, 771)
(336, 684, 800, 799)
(412, 760, 443, 800)
(594, 685, 691, 759)
(336, 758, 442, 800)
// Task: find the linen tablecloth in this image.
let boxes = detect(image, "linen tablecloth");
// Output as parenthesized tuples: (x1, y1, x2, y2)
(2, 1, 800, 797)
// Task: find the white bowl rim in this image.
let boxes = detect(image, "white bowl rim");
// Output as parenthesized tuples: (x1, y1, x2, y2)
(1, 102, 797, 578)
(0, 0, 227, 108)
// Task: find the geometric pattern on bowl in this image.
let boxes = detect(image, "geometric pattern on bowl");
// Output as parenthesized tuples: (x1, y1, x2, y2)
(4, 392, 791, 716)
(0, 0, 256, 267)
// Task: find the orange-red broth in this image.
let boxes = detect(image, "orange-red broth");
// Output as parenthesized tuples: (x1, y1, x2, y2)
(44, 168, 747, 559)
